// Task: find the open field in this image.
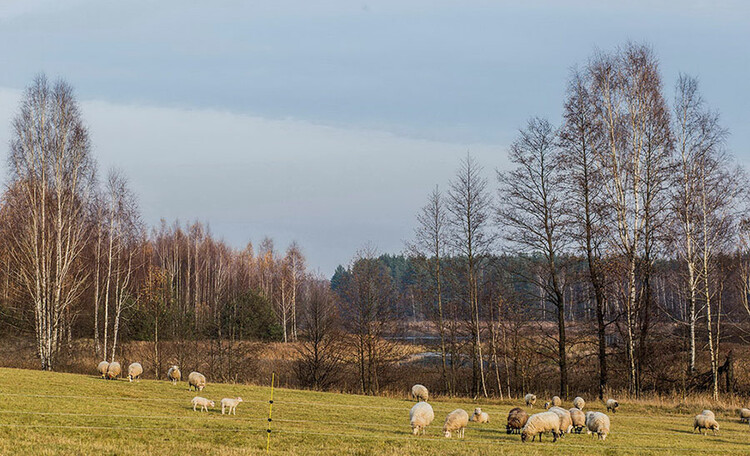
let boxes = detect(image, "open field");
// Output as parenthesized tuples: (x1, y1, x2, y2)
(0, 368, 749, 455)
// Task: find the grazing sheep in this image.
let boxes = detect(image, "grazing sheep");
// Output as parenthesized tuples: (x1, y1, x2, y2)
(409, 402, 434, 435)
(191, 396, 214, 412)
(606, 399, 619, 413)
(97, 361, 109, 379)
(470, 408, 489, 424)
(573, 396, 585, 410)
(167, 365, 181, 385)
(443, 409, 469, 438)
(106, 362, 121, 380)
(544, 396, 562, 409)
(127, 363, 143, 382)
(521, 411, 561, 443)
(188, 371, 206, 391)
(525, 393, 537, 408)
(548, 406, 573, 435)
(585, 411, 611, 440)
(701, 409, 715, 420)
(693, 414, 719, 435)
(411, 384, 429, 402)
(739, 408, 750, 423)
(506, 407, 529, 434)
(569, 408, 586, 434)
(220, 397, 243, 415)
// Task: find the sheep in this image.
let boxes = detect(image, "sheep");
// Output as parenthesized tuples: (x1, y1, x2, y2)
(506, 407, 529, 434)
(521, 411, 561, 443)
(188, 371, 206, 391)
(220, 397, 243, 415)
(524, 393, 537, 408)
(411, 384, 429, 402)
(548, 406, 573, 435)
(693, 414, 719, 435)
(97, 361, 109, 379)
(573, 396, 585, 410)
(544, 396, 562, 409)
(606, 399, 619, 413)
(569, 408, 586, 434)
(470, 407, 489, 424)
(106, 361, 121, 380)
(739, 408, 750, 423)
(167, 365, 181, 385)
(127, 362, 143, 382)
(701, 409, 715, 420)
(585, 411, 611, 440)
(409, 402, 434, 435)
(443, 409, 469, 438)
(191, 396, 214, 412)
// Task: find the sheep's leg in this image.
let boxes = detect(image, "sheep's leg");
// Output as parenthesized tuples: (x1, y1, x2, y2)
(193, 404, 197, 411)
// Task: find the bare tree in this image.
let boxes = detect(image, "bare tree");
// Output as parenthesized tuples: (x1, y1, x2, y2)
(498, 117, 570, 398)
(6, 75, 96, 370)
(447, 154, 494, 398)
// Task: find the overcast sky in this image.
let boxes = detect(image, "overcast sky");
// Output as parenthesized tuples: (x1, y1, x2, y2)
(0, 1, 748, 276)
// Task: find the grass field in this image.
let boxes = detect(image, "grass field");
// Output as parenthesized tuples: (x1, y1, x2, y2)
(0, 368, 749, 455)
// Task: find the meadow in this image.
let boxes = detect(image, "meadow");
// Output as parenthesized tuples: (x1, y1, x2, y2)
(0, 367, 748, 455)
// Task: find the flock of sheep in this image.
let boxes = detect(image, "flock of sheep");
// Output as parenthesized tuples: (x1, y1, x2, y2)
(95, 361, 243, 415)
(409, 384, 741, 443)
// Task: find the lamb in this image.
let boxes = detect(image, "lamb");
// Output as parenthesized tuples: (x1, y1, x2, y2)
(606, 399, 619, 413)
(167, 365, 181, 385)
(548, 406, 573, 435)
(506, 407, 529, 434)
(127, 362, 143, 382)
(106, 361, 121, 380)
(97, 361, 109, 379)
(569, 408, 586, 433)
(739, 408, 750, 423)
(409, 402, 434, 435)
(585, 411, 611, 440)
(521, 411, 561, 443)
(524, 393, 537, 408)
(188, 371, 206, 391)
(443, 409, 469, 438)
(573, 396, 585, 410)
(191, 396, 214, 412)
(693, 414, 719, 435)
(470, 407, 489, 424)
(544, 396, 562, 409)
(411, 384, 429, 402)
(220, 397, 243, 415)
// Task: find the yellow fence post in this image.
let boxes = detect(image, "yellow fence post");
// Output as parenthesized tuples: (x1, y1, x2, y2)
(266, 372, 275, 454)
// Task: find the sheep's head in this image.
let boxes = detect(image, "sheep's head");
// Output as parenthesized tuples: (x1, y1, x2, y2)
(209, 401, 215, 408)
(443, 429, 452, 438)
(544, 402, 551, 409)
(506, 425, 513, 435)
(237, 397, 243, 403)
(198, 385, 204, 391)
(411, 426, 420, 436)
(521, 430, 530, 442)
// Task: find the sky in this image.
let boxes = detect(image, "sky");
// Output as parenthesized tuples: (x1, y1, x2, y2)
(0, 0, 748, 276)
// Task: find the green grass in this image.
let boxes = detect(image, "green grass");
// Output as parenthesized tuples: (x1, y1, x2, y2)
(0, 368, 748, 455)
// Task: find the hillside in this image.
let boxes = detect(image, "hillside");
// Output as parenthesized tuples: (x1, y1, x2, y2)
(0, 368, 748, 455)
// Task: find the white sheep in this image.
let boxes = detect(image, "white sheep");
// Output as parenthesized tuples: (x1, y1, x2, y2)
(191, 396, 214, 412)
(548, 406, 573, 435)
(411, 384, 429, 402)
(693, 414, 719, 435)
(220, 397, 243, 415)
(409, 402, 434, 435)
(544, 396, 562, 409)
(739, 408, 750, 423)
(525, 393, 537, 408)
(470, 407, 489, 424)
(585, 411, 611, 440)
(106, 361, 121, 380)
(188, 371, 206, 391)
(606, 399, 619, 413)
(521, 411, 561, 443)
(573, 396, 585, 410)
(127, 362, 143, 382)
(167, 365, 181, 385)
(569, 408, 586, 433)
(97, 361, 109, 379)
(443, 409, 469, 438)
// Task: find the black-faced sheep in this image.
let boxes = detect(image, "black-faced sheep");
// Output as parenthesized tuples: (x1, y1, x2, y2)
(506, 407, 529, 434)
